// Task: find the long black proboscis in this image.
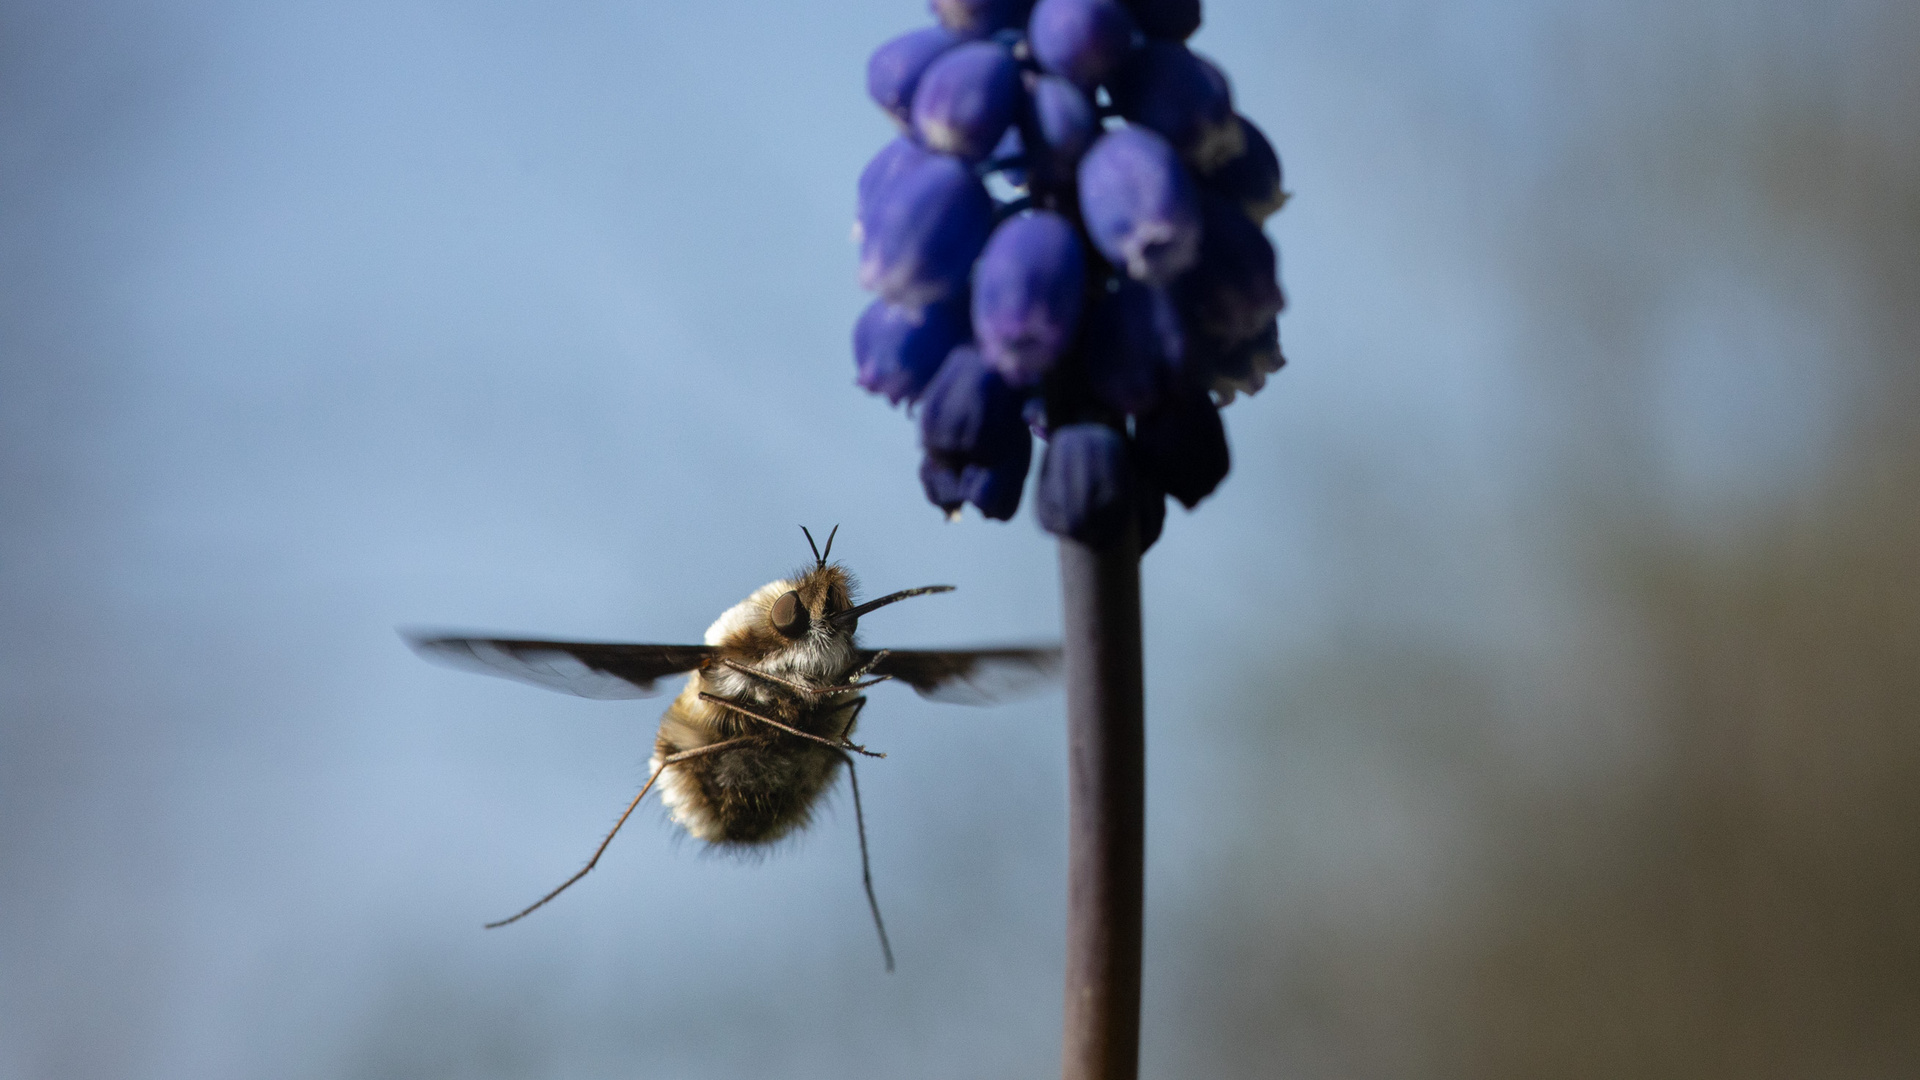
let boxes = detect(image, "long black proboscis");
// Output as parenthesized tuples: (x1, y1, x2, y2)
(830, 584, 955, 627)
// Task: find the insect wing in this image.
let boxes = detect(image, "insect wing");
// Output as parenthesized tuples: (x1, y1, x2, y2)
(864, 647, 1062, 704)
(405, 634, 714, 699)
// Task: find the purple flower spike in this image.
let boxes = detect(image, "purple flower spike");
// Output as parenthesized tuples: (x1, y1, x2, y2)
(973, 211, 1087, 387)
(1029, 0, 1139, 90)
(851, 3, 1283, 540)
(859, 153, 995, 308)
(1037, 423, 1136, 546)
(1078, 126, 1202, 285)
(856, 137, 935, 242)
(854, 296, 971, 405)
(1134, 384, 1228, 508)
(919, 345, 1032, 463)
(867, 27, 961, 128)
(1019, 74, 1098, 191)
(1202, 115, 1286, 221)
(1084, 280, 1181, 414)
(912, 41, 1023, 162)
(931, 0, 1033, 38)
(1108, 41, 1244, 172)
(1172, 193, 1284, 347)
(1121, 0, 1199, 41)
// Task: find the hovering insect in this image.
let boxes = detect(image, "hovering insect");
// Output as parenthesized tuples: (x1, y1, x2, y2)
(405, 526, 1059, 968)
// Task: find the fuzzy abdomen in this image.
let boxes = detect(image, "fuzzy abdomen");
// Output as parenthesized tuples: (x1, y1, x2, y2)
(651, 678, 862, 845)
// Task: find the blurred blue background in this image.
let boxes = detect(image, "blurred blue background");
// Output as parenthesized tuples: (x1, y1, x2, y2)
(5, 0, 1918, 1076)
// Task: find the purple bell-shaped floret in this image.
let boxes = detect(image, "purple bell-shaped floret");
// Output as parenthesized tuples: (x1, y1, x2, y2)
(920, 444, 1032, 521)
(1172, 193, 1284, 347)
(1107, 41, 1243, 172)
(1200, 115, 1286, 222)
(920, 455, 969, 516)
(960, 435, 1032, 519)
(1018, 74, 1099, 191)
(912, 41, 1024, 162)
(1029, 0, 1139, 90)
(1078, 126, 1202, 285)
(1083, 280, 1181, 414)
(856, 137, 934, 243)
(1133, 383, 1228, 508)
(919, 344, 1032, 464)
(931, 0, 1034, 38)
(854, 295, 972, 405)
(973, 211, 1087, 388)
(1189, 316, 1283, 402)
(859, 153, 995, 308)
(867, 27, 961, 128)
(1120, 0, 1199, 41)
(1037, 423, 1136, 546)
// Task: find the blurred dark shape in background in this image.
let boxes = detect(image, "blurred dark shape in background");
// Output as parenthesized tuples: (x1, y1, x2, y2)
(1164, 1, 1920, 1075)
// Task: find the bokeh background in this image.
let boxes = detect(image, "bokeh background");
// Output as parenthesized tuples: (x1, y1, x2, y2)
(4, 0, 1918, 1076)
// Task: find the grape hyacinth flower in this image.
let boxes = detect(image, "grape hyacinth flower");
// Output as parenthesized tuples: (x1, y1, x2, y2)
(1029, 0, 1138, 90)
(1204, 114, 1287, 221)
(1078, 126, 1202, 287)
(930, 0, 1032, 38)
(854, 295, 971, 404)
(913, 41, 1024, 161)
(857, 151, 994, 308)
(1126, 0, 1200, 41)
(1106, 40, 1244, 173)
(867, 26, 960, 127)
(1082, 280, 1180, 415)
(972, 210, 1086, 387)
(851, 0, 1287, 551)
(1017, 74, 1098, 189)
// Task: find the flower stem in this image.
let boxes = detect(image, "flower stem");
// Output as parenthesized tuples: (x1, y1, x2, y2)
(1057, 527, 1144, 1080)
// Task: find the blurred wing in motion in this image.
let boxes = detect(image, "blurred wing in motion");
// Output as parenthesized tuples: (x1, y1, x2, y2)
(404, 633, 714, 699)
(863, 647, 1062, 705)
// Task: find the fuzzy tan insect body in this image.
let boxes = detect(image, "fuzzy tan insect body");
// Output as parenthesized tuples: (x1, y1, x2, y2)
(653, 571, 869, 846)
(405, 528, 1059, 963)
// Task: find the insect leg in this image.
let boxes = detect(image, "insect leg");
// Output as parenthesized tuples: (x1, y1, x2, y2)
(719, 658, 892, 696)
(848, 648, 891, 681)
(483, 734, 764, 929)
(842, 751, 894, 973)
(698, 691, 886, 759)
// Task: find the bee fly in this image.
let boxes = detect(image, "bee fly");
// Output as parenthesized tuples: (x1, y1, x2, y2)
(405, 526, 1059, 969)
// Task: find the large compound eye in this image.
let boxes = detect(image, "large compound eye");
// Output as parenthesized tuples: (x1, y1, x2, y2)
(769, 590, 809, 638)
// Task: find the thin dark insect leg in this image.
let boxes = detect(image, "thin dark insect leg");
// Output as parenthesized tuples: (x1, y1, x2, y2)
(836, 696, 869, 744)
(698, 691, 885, 758)
(484, 735, 763, 929)
(849, 648, 891, 681)
(842, 751, 894, 973)
(720, 658, 892, 697)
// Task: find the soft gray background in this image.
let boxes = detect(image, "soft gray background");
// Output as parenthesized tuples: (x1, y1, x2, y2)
(5, 1, 1917, 1077)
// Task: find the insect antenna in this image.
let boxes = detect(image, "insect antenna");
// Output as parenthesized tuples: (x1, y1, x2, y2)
(842, 752, 895, 973)
(800, 523, 841, 568)
(484, 734, 761, 929)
